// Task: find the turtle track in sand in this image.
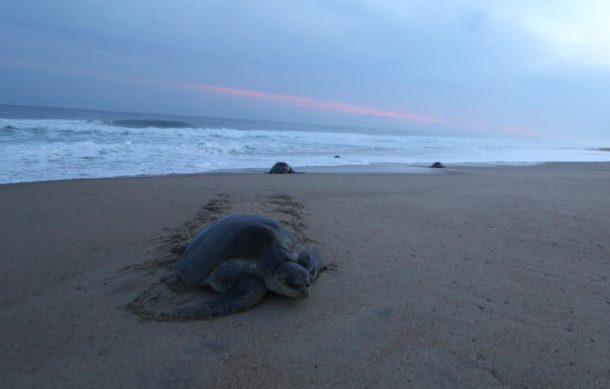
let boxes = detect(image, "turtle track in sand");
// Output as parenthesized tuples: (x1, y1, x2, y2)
(126, 193, 232, 272)
(267, 194, 312, 245)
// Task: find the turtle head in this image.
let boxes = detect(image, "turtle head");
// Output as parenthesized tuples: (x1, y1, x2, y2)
(267, 261, 312, 298)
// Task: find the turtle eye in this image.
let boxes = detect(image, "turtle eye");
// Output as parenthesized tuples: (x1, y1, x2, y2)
(288, 276, 310, 290)
(288, 279, 302, 289)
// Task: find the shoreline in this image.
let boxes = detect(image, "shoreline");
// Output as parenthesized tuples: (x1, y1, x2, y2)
(1, 162, 609, 387)
(4, 160, 610, 186)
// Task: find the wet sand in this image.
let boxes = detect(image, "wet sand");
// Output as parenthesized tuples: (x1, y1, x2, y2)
(1, 163, 609, 387)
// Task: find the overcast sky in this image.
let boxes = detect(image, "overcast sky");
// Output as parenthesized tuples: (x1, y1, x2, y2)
(1, 0, 609, 141)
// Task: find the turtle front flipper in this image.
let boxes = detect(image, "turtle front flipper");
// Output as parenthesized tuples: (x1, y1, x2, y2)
(157, 276, 267, 321)
(297, 247, 322, 281)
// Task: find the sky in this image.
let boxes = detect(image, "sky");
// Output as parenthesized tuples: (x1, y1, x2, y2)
(0, 0, 609, 141)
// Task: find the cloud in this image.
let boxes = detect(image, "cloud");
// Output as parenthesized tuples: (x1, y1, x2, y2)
(501, 0, 610, 68)
(168, 82, 442, 124)
(164, 81, 547, 137)
(357, 0, 610, 69)
(0, 0, 607, 141)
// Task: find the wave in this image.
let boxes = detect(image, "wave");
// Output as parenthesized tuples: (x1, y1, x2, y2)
(1, 116, 610, 184)
(104, 119, 194, 128)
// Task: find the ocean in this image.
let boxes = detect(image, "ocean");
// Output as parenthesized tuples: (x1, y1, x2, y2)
(1, 104, 608, 184)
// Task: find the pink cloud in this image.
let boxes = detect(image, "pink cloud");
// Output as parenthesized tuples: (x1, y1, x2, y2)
(167, 81, 442, 124)
(0, 56, 544, 137)
(168, 81, 546, 137)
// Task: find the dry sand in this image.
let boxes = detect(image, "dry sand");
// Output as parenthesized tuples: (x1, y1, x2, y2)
(1, 163, 609, 388)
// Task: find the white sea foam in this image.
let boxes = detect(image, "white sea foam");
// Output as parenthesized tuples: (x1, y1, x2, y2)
(1, 118, 608, 184)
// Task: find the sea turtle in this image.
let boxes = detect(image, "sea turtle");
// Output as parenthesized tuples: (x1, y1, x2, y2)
(160, 214, 321, 320)
(269, 161, 299, 174)
(430, 161, 446, 168)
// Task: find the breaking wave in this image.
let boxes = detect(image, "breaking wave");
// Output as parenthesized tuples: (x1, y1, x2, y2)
(104, 119, 194, 128)
(1, 117, 609, 184)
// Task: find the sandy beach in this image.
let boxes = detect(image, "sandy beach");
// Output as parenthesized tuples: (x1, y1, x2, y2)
(1, 163, 609, 388)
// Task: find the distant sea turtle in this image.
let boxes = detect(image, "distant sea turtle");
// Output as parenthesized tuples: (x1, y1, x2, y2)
(269, 161, 301, 174)
(160, 214, 321, 320)
(430, 161, 446, 168)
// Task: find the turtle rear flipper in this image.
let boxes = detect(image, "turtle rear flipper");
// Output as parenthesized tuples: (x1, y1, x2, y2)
(157, 276, 267, 321)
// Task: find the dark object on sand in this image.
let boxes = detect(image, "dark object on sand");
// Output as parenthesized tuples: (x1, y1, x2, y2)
(158, 214, 321, 320)
(334, 155, 341, 158)
(430, 162, 446, 168)
(269, 161, 296, 174)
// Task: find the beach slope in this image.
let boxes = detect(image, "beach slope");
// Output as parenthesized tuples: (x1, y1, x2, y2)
(1, 163, 609, 387)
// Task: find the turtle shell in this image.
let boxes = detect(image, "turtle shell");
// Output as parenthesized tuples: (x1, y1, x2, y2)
(178, 214, 303, 284)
